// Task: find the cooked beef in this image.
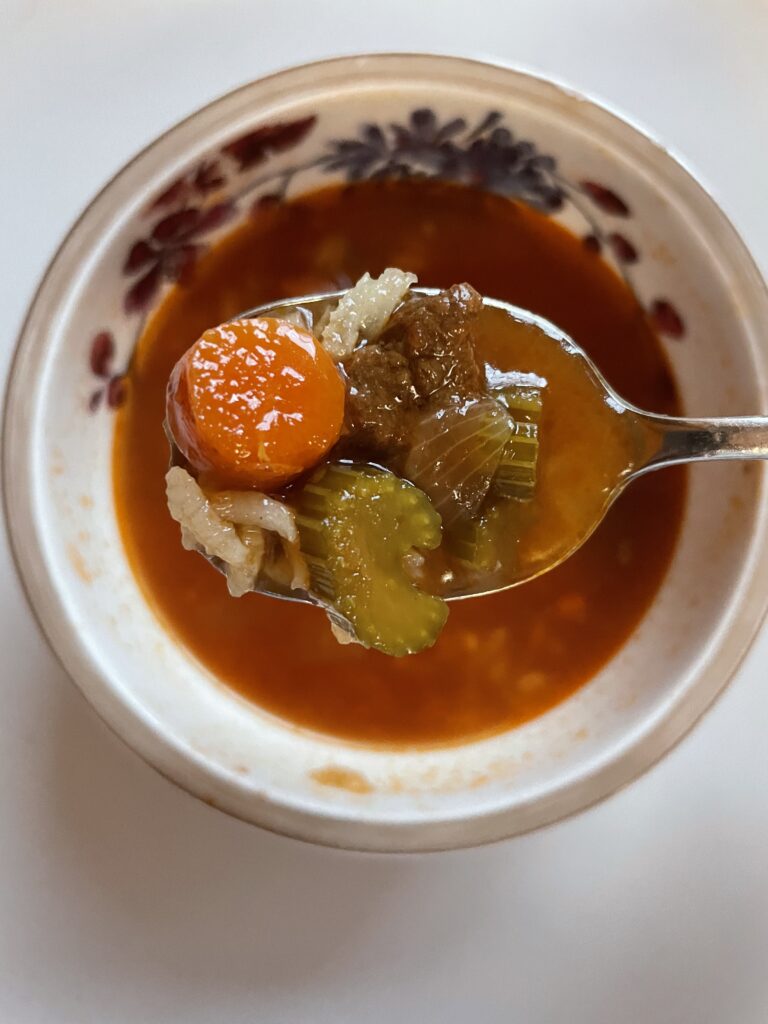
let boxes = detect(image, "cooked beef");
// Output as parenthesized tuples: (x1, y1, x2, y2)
(378, 283, 485, 405)
(340, 283, 486, 462)
(344, 346, 418, 457)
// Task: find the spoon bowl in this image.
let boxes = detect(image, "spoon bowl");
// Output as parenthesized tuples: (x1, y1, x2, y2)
(168, 287, 768, 609)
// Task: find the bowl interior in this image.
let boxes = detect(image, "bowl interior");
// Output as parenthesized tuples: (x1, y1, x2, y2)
(5, 55, 768, 851)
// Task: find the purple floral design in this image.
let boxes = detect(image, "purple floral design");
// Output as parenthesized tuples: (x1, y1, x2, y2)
(321, 109, 564, 212)
(314, 111, 683, 335)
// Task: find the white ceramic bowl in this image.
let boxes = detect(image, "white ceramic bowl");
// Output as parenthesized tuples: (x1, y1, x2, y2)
(5, 55, 768, 851)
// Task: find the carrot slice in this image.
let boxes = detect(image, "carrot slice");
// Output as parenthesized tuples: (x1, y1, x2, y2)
(167, 317, 344, 490)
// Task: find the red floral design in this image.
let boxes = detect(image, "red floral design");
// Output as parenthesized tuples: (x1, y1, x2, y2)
(608, 232, 639, 263)
(582, 233, 601, 253)
(250, 192, 284, 217)
(193, 160, 226, 194)
(649, 299, 685, 338)
(88, 331, 128, 409)
(107, 374, 129, 408)
(222, 116, 317, 170)
(582, 180, 631, 216)
(149, 178, 188, 211)
(148, 160, 226, 212)
(123, 201, 235, 313)
(89, 331, 114, 376)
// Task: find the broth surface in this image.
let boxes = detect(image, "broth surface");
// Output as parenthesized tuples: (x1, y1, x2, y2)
(418, 307, 644, 595)
(114, 180, 685, 745)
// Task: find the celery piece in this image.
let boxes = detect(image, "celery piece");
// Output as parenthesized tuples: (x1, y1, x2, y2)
(296, 464, 448, 656)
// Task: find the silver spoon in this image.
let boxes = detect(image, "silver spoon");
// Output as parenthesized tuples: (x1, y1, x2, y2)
(170, 288, 768, 608)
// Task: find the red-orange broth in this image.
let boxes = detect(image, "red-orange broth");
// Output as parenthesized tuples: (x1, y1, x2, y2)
(113, 180, 686, 745)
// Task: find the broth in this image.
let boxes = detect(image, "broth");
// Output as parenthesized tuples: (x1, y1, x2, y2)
(113, 180, 685, 745)
(404, 306, 645, 596)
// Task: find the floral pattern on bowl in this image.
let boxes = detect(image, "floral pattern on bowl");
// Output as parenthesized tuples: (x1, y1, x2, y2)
(87, 107, 686, 412)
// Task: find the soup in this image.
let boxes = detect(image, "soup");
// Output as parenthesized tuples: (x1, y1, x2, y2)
(164, 281, 644, 654)
(114, 179, 686, 744)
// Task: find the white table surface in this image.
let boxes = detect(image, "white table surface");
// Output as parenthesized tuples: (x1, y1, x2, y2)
(2, 1, 768, 1021)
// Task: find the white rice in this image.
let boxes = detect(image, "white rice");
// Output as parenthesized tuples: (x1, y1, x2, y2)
(320, 267, 417, 360)
(166, 466, 248, 567)
(165, 467, 308, 597)
(225, 526, 266, 598)
(211, 491, 298, 544)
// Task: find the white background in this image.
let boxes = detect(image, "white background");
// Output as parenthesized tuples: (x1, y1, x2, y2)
(2, 1, 768, 1021)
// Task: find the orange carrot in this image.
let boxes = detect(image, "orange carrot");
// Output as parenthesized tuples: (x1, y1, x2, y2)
(167, 317, 345, 490)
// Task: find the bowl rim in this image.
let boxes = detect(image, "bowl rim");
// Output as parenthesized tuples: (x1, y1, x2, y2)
(4, 52, 768, 853)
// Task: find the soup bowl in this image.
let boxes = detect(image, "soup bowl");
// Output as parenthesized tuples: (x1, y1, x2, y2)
(4, 54, 768, 851)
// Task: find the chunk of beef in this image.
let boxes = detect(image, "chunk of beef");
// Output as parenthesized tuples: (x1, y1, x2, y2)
(339, 283, 487, 465)
(378, 283, 484, 406)
(344, 345, 418, 457)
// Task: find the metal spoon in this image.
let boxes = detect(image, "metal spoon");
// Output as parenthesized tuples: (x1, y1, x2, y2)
(170, 288, 768, 608)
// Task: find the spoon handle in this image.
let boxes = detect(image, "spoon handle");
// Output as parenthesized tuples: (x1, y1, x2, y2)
(633, 411, 768, 473)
